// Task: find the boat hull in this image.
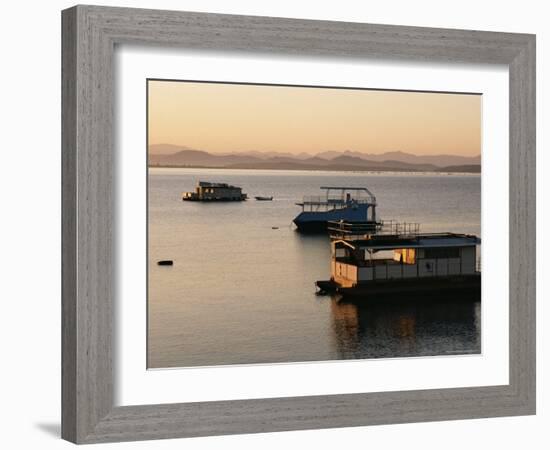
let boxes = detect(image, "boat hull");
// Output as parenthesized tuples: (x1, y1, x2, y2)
(293, 220, 331, 233)
(293, 204, 374, 233)
(316, 274, 481, 300)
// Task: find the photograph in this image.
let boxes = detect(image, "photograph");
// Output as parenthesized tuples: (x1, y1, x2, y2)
(1, 0, 540, 446)
(147, 79, 482, 369)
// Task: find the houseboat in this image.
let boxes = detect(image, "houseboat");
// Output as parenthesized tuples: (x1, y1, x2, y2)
(182, 181, 247, 202)
(293, 186, 379, 233)
(316, 221, 481, 299)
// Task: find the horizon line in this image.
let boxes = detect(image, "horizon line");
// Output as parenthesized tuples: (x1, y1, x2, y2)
(148, 143, 481, 158)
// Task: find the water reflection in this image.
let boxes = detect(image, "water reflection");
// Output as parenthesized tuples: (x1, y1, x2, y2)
(329, 296, 481, 359)
(148, 169, 481, 367)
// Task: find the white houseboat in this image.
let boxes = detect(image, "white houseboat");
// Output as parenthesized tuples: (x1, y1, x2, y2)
(316, 221, 481, 299)
(182, 181, 247, 202)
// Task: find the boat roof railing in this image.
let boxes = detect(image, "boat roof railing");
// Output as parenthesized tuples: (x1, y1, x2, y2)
(328, 219, 419, 239)
(320, 186, 373, 190)
(321, 186, 376, 200)
(332, 234, 481, 251)
(328, 220, 480, 249)
(300, 186, 377, 205)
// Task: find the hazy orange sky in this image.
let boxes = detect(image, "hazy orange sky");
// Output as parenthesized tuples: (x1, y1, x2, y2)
(148, 80, 481, 156)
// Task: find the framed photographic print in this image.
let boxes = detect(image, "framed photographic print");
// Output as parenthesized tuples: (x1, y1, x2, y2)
(61, 5, 536, 444)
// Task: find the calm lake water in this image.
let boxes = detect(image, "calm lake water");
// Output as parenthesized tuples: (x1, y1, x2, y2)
(148, 168, 481, 368)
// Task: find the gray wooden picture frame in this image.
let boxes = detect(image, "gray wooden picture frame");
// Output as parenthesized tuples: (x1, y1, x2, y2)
(61, 5, 536, 444)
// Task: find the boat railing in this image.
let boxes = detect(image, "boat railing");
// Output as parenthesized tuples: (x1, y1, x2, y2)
(328, 221, 381, 237)
(378, 220, 421, 236)
(300, 195, 374, 205)
(328, 219, 421, 240)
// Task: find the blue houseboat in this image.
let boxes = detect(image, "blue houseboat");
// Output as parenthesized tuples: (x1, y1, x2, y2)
(293, 186, 378, 233)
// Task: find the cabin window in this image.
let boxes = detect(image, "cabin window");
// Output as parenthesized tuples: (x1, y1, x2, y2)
(423, 247, 460, 258)
(405, 249, 416, 264)
(394, 249, 416, 264)
(334, 247, 347, 258)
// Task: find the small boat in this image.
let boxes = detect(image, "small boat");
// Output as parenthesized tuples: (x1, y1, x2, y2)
(255, 196, 273, 201)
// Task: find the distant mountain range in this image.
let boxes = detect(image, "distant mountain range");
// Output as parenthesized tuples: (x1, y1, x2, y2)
(148, 144, 481, 173)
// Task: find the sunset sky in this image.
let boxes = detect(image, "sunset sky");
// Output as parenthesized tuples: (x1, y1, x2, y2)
(148, 80, 481, 156)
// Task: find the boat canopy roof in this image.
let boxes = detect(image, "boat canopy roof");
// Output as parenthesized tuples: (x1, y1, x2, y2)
(320, 186, 372, 190)
(334, 233, 480, 251)
(298, 186, 377, 206)
(198, 181, 241, 189)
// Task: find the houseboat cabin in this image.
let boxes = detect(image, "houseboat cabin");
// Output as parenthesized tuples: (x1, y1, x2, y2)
(182, 181, 247, 201)
(317, 221, 481, 299)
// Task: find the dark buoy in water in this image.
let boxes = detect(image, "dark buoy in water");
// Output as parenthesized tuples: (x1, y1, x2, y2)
(157, 260, 173, 266)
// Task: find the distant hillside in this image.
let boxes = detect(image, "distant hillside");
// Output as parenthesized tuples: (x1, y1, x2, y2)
(316, 150, 480, 167)
(436, 164, 481, 173)
(148, 145, 481, 173)
(149, 149, 262, 167)
(148, 144, 196, 155)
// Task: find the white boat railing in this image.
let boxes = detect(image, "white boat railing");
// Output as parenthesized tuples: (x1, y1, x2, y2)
(328, 220, 421, 239)
(378, 220, 421, 236)
(300, 195, 374, 205)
